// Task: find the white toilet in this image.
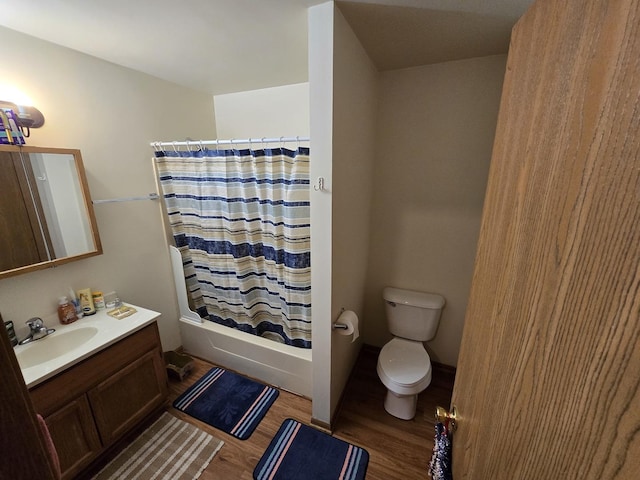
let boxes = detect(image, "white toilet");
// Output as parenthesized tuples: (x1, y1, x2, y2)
(377, 287, 445, 420)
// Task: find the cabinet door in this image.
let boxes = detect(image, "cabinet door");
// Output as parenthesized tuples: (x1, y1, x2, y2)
(45, 395, 102, 480)
(88, 348, 167, 445)
(0, 151, 54, 270)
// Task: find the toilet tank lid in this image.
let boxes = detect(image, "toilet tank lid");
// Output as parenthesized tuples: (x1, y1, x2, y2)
(383, 287, 445, 309)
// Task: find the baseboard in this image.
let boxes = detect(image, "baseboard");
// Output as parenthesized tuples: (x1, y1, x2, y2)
(310, 417, 332, 433)
(432, 361, 457, 376)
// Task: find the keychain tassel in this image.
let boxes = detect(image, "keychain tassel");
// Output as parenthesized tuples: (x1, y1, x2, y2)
(428, 422, 453, 480)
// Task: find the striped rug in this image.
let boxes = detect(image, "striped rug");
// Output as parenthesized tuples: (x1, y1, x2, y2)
(93, 413, 223, 480)
(254, 419, 369, 480)
(173, 367, 279, 440)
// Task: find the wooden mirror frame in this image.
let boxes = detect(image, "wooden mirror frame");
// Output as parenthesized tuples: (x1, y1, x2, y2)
(0, 145, 102, 279)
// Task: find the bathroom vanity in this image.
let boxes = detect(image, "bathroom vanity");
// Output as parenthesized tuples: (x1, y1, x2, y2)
(18, 306, 167, 480)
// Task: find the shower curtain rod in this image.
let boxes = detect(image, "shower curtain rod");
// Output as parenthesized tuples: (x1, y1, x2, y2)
(150, 136, 309, 149)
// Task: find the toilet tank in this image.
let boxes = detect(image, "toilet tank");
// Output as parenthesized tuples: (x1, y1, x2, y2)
(383, 287, 445, 341)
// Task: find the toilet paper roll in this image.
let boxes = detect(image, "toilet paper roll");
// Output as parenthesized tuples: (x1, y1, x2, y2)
(335, 310, 359, 343)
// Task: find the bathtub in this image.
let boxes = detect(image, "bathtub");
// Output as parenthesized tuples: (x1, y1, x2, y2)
(170, 246, 313, 398)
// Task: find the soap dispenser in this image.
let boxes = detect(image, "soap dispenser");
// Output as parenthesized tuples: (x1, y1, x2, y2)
(58, 296, 78, 325)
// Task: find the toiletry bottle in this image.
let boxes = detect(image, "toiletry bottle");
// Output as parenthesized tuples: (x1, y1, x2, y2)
(4, 321, 18, 346)
(2, 313, 18, 346)
(92, 291, 105, 310)
(58, 296, 78, 324)
(77, 288, 96, 316)
(69, 287, 83, 318)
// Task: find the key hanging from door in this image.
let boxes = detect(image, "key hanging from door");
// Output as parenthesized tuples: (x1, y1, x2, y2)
(429, 406, 457, 480)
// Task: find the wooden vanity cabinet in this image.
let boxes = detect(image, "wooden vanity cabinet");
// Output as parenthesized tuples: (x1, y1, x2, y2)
(29, 323, 168, 480)
(88, 348, 166, 445)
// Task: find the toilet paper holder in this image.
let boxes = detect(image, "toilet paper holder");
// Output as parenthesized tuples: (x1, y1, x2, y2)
(332, 308, 359, 343)
(332, 307, 349, 329)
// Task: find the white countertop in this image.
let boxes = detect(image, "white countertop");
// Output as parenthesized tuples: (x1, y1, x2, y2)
(15, 304, 161, 389)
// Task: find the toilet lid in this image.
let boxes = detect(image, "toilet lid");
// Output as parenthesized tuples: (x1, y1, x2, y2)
(379, 338, 430, 387)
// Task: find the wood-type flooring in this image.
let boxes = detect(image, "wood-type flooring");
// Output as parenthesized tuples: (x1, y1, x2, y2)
(82, 345, 455, 479)
(169, 345, 455, 480)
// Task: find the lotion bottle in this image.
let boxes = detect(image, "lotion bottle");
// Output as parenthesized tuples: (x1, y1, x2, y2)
(77, 288, 96, 316)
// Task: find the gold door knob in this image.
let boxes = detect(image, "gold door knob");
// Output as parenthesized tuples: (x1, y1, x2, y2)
(435, 405, 457, 432)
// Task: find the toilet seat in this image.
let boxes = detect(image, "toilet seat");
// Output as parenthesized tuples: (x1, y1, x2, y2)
(377, 338, 432, 395)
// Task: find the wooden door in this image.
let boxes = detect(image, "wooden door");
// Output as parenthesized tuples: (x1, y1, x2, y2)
(0, 316, 58, 480)
(451, 0, 640, 478)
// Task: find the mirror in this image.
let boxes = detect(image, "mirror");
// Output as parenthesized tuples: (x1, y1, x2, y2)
(0, 145, 102, 278)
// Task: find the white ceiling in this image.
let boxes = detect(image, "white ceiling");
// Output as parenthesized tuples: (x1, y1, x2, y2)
(0, 0, 534, 96)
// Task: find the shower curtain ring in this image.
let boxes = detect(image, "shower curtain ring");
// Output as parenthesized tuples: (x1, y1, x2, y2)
(172, 141, 178, 153)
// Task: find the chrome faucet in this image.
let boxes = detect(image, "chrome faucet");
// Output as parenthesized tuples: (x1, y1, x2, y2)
(18, 317, 56, 345)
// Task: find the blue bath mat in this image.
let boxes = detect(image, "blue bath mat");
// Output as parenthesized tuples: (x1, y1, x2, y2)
(254, 419, 369, 480)
(173, 367, 279, 440)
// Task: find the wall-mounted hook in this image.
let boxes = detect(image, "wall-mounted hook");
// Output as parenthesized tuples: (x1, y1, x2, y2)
(314, 177, 325, 191)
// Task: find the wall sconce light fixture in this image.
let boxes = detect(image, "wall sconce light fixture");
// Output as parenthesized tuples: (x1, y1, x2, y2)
(0, 100, 45, 138)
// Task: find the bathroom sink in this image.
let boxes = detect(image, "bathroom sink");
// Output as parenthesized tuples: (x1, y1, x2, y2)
(16, 327, 99, 369)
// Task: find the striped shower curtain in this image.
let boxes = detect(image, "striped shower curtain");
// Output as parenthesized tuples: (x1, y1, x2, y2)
(155, 146, 311, 348)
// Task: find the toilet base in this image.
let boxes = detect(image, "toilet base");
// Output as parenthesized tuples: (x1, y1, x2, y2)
(383, 389, 418, 420)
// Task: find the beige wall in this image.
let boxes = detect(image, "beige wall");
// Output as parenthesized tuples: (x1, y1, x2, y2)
(309, 6, 505, 422)
(214, 83, 309, 139)
(363, 55, 507, 366)
(331, 5, 378, 416)
(309, 1, 334, 425)
(0, 27, 215, 350)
